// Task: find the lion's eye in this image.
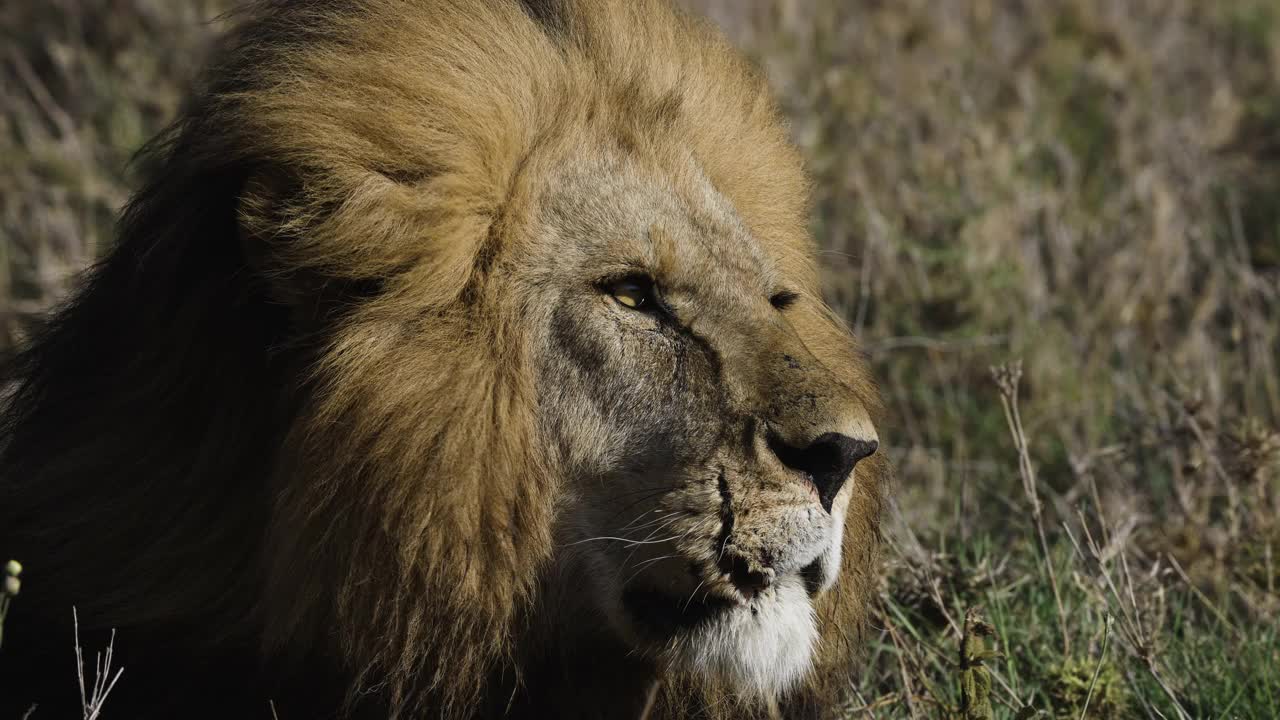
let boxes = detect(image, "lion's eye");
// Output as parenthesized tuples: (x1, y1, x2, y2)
(609, 276, 657, 310)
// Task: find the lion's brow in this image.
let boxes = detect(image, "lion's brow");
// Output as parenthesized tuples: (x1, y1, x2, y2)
(647, 224, 681, 280)
(648, 216, 775, 299)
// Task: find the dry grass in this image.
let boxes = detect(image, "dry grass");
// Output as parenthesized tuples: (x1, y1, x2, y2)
(0, 0, 231, 351)
(684, 2, 1280, 715)
(3, 0, 1279, 717)
(73, 608, 124, 720)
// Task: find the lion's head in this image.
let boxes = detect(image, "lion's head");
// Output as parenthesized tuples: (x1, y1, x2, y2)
(0, 1, 887, 718)
(532, 151, 882, 695)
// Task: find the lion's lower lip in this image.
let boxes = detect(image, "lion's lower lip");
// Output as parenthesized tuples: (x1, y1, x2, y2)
(621, 584, 739, 636)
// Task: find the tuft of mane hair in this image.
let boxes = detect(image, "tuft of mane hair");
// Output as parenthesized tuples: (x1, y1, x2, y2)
(0, 1, 888, 718)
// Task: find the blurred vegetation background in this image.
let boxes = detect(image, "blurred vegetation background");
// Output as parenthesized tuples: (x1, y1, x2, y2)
(3, 0, 1278, 717)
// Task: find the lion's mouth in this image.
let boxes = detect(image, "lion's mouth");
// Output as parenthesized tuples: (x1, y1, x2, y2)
(621, 584, 740, 637)
(617, 538, 834, 641)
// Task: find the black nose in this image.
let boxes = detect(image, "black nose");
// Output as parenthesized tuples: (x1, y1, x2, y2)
(767, 432, 878, 512)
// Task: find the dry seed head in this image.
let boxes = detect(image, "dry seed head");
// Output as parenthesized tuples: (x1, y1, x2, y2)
(1224, 417, 1280, 486)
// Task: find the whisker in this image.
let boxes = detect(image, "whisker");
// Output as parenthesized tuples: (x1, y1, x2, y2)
(624, 524, 706, 584)
(682, 579, 707, 611)
(717, 533, 731, 562)
(608, 484, 686, 499)
(622, 553, 680, 587)
(622, 520, 693, 568)
(565, 534, 682, 548)
(618, 509, 665, 533)
(602, 489, 683, 525)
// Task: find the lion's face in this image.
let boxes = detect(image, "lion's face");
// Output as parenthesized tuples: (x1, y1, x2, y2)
(515, 150, 879, 695)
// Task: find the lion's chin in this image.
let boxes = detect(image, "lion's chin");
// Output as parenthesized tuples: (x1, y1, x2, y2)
(623, 575, 819, 698)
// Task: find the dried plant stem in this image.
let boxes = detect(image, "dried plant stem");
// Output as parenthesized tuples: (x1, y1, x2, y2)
(74, 607, 124, 720)
(0, 595, 10, 650)
(1268, 540, 1275, 597)
(1164, 390, 1242, 541)
(844, 688, 893, 717)
(1079, 614, 1113, 720)
(1063, 521, 1193, 720)
(884, 619, 923, 720)
(991, 362, 1070, 657)
(1166, 554, 1243, 641)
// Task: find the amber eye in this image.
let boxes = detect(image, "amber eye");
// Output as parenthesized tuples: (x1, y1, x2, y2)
(608, 276, 657, 310)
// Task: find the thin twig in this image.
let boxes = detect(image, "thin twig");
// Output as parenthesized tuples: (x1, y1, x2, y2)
(846, 687, 891, 718)
(992, 362, 1070, 657)
(1079, 615, 1113, 720)
(1267, 540, 1275, 597)
(867, 334, 1008, 354)
(73, 608, 124, 720)
(1063, 521, 1192, 720)
(883, 619, 923, 720)
(1165, 554, 1243, 641)
(1161, 389, 1242, 541)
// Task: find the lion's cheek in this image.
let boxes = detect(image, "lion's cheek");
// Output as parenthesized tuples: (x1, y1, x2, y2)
(810, 503, 847, 595)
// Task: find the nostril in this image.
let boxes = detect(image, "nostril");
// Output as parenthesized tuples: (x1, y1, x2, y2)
(721, 552, 772, 600)
(767, 431, 878, 512)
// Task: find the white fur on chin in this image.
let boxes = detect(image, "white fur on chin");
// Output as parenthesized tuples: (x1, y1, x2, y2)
(673, 576, 819, 697)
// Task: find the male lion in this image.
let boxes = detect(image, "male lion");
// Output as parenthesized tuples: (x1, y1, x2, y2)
(0, 1, 888, 718)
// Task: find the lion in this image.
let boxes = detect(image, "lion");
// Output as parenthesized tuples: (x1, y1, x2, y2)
(0, 1, 888, 718)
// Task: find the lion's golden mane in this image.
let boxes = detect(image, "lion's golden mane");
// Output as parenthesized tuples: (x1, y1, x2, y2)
(0, 1, 888, 718)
